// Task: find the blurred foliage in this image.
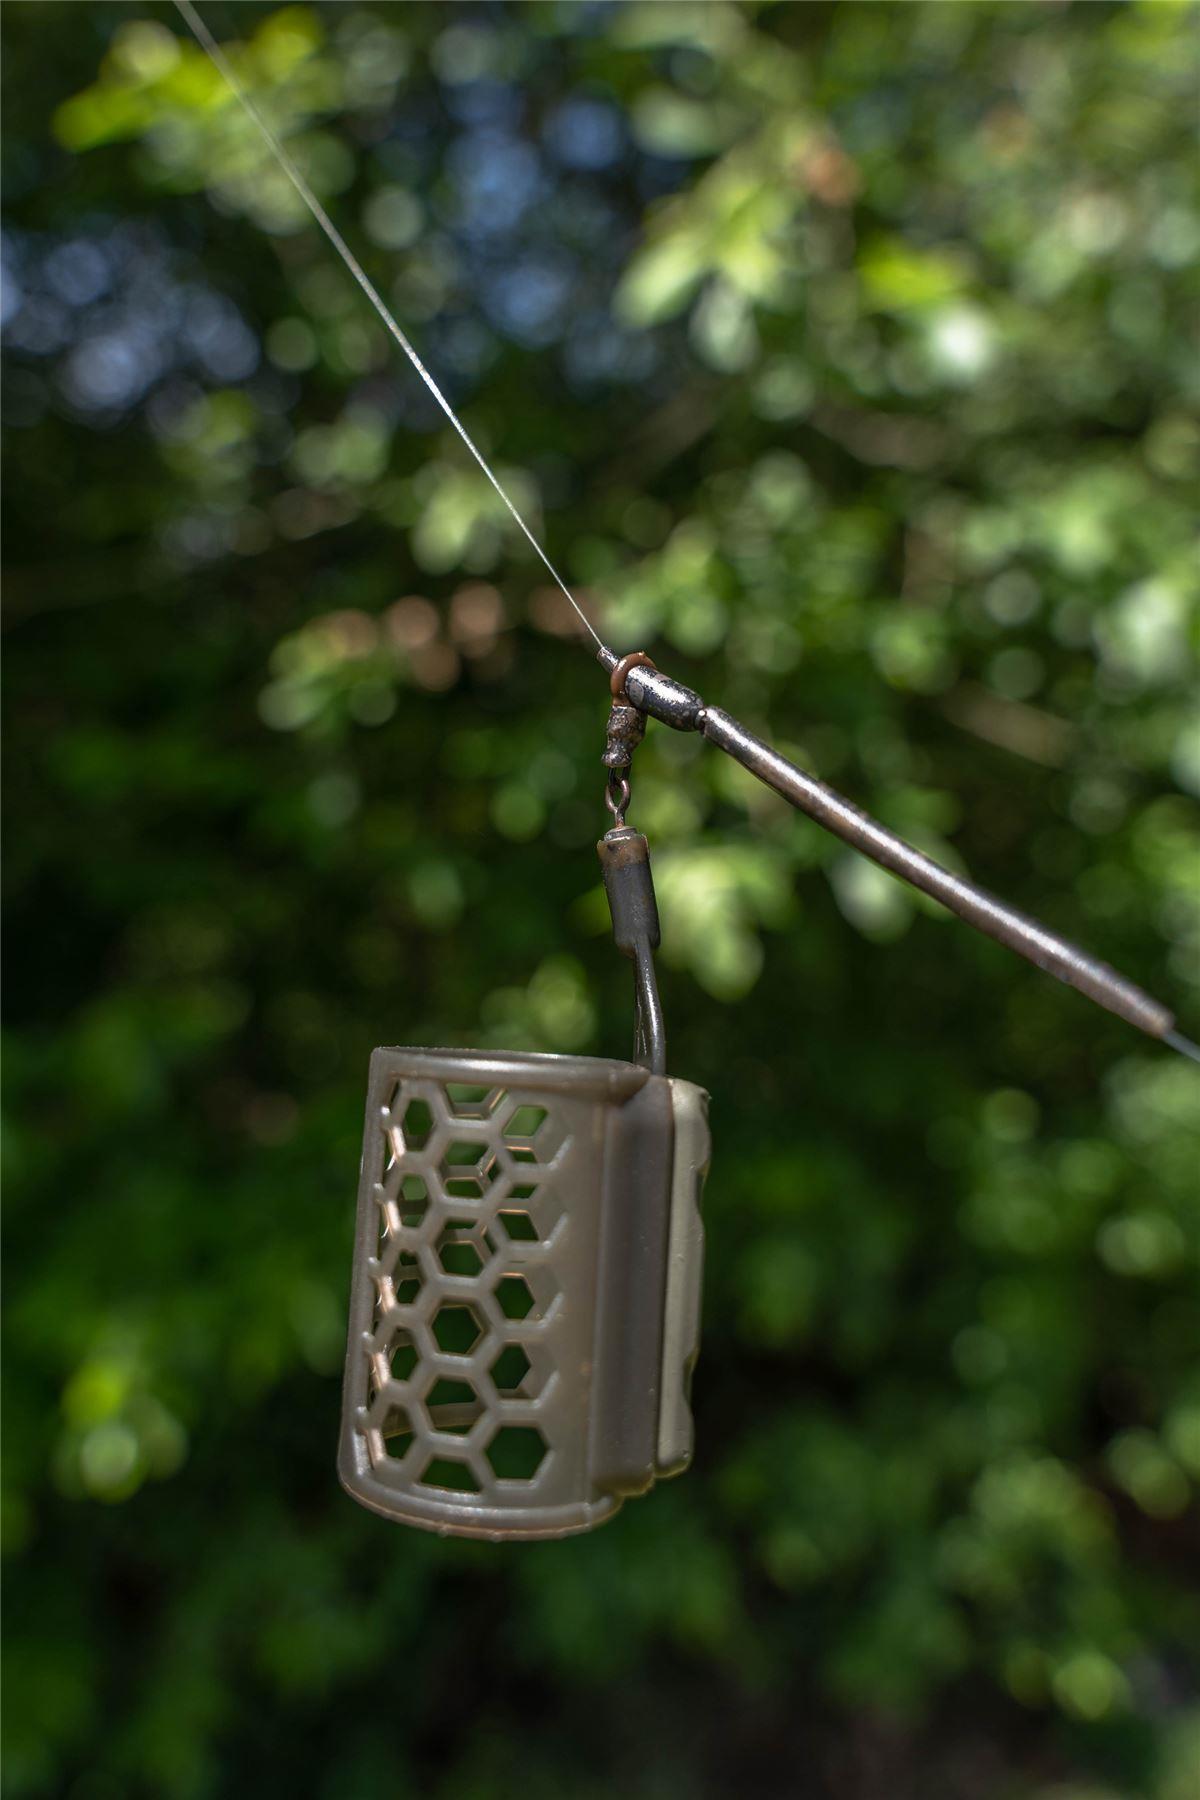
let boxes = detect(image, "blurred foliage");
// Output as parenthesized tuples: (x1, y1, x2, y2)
(3, 2, 1199, 1796)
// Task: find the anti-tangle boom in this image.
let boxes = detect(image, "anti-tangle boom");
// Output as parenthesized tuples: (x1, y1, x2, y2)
(598, 646, 1198, 1061)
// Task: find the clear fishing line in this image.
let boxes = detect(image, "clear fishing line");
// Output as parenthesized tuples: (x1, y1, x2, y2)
(173, 0, 603, 653)
(172, 0, 1199, 1074)
(164, 0, 1196, 1547)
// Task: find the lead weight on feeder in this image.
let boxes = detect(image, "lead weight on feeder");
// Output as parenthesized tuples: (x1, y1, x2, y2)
(597, 826, 660, 954)
(338, 1047, 710, 1540)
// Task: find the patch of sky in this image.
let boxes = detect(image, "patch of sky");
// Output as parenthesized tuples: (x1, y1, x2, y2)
(5, 223, 261, 421)
(446, 130, 546, 239)
(562, 312, 656, 388)
(543, 97, 624, 172)
(443, 78, 524, 131)
(181, 290, 260, 382)
(485, 257, 574, 349)
(44, 238, 111, 308)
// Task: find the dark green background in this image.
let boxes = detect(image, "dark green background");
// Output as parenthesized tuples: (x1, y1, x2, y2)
(3, 4, 1198, 1796)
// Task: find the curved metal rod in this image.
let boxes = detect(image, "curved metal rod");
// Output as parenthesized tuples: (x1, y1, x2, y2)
(701, 706, 1172, 1038)
(597, 645, 1195, 1056)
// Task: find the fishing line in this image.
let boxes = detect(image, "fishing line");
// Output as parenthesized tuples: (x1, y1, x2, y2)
(172, 1, 1196, 1065)
(173, 0, 603, 653)
(157, 0, 1198, 1553)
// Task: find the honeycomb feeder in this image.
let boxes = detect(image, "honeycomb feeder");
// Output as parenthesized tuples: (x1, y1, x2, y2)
(338, 1046, 709, 1540)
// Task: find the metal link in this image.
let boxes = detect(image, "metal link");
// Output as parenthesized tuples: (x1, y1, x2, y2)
(604, 772, 631, 828)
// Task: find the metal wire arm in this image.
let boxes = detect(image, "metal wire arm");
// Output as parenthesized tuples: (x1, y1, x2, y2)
(595, 647, 1198, 1062)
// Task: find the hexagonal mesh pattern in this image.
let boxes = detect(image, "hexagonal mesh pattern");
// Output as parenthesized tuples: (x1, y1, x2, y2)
(341, 1047, 709, 1539)
(353, 1069, 576, 1516)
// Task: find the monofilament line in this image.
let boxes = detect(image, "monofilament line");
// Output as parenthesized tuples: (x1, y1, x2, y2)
(173, 0, 603, 653)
